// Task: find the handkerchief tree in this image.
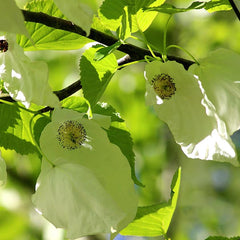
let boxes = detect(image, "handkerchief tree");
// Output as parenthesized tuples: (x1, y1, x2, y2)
(0, 0, 240, 240)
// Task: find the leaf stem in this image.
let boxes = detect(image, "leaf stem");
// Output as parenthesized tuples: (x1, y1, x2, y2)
(166, 45, 199, 65)
(133, 15, 160, 60)
(117, 59, 146, 69)
(0, 99, 37, 114)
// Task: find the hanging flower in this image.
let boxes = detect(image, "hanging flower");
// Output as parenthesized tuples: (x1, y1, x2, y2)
(32, 108, 138, 239)
(145, 60, 238, 166)
(0, 33, 59, 108)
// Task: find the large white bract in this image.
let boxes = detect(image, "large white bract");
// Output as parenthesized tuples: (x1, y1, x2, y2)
(33, 108, 138, 239)
(189, 48, 240, 136)
(0, 33, 59, 108)
(145, 60, 238, 166)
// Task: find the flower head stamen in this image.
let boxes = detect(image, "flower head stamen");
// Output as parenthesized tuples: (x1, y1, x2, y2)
(151, 73, 176, 99)
(57, 120, 87, 150)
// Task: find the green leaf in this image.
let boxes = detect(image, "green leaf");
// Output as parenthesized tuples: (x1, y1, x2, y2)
(144, 0, 232, 14)
(61, 96, 90, 113)
(204, 0, 232, 12)
(80, 45, 118, 107)
(0, 0, 27, 35)
(94, 41, 122, 61)
(130, 0, 166, 32)
(0, 152, 7, 187)
(33, 115, 51, 146)
(98, 0, 165, 33)
(0, 103, 38, 155)
(144, 2, 206, 14)
(116, 6, 131, 40)
(93, 102, 124, 122)
(121, 167, 181, 236)
(53, 0, 103, 35)
(17, 0, 92, 51)
(205, 237, 240, 240)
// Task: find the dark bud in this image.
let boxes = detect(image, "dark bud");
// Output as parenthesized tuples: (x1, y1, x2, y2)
(0, 40, 8, 52)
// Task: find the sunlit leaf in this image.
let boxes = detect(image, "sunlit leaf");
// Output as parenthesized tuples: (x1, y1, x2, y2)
(0, 103, 38, 155)
(121, 167, 181, 236)
(94, 41, 122, 61)
(144, 2, 206, 14)
(205, 236, 240, 240)
(17, 0, 92, 51)
(144, 0, 232, 14)
(99, 0, 165, 33)
(80, 45, 118, 108)
(53, 0, 103, 35)
(204, 0, 232, 12)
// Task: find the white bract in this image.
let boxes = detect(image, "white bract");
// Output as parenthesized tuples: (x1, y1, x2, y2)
(0, 151, 7, 187)
(33, 108, 138, 239)
(53, 0, 103, 35)
(189, 49, 240, 136)
(0, 33, 59, 108)
(0, 0, 27, 35)
(145, 60, 238, 166)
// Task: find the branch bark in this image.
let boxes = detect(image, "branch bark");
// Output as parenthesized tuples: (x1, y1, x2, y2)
(228, 0, 240, 21)
(21, 10, 194, 69)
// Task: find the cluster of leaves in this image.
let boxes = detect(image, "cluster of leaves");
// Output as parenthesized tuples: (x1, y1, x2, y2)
(0, 0, 239, 239)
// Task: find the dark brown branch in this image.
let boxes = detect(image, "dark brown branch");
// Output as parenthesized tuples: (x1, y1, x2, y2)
(0, 80, 83, 110)
(21, 10, 194, 69)
(0, 10, 195, 109)
(228, 0, 240, 21)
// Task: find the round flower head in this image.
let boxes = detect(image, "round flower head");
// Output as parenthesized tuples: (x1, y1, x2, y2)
(57, 120, 87, 149)
(145, 60, 237, 165)
(33, 108, 138, 239)
(151, 73, 176, 99)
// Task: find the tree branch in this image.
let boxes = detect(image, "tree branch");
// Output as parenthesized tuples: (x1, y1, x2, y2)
(228, 0, 240, 21)
(0, 10, 196, 109)
(21, 10, 194, 69)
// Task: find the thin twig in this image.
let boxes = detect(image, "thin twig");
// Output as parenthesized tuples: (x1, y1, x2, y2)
(228, 0, 240, 21)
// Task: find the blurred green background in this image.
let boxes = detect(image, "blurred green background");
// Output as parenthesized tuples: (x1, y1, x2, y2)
(1, 0, 240, 239)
